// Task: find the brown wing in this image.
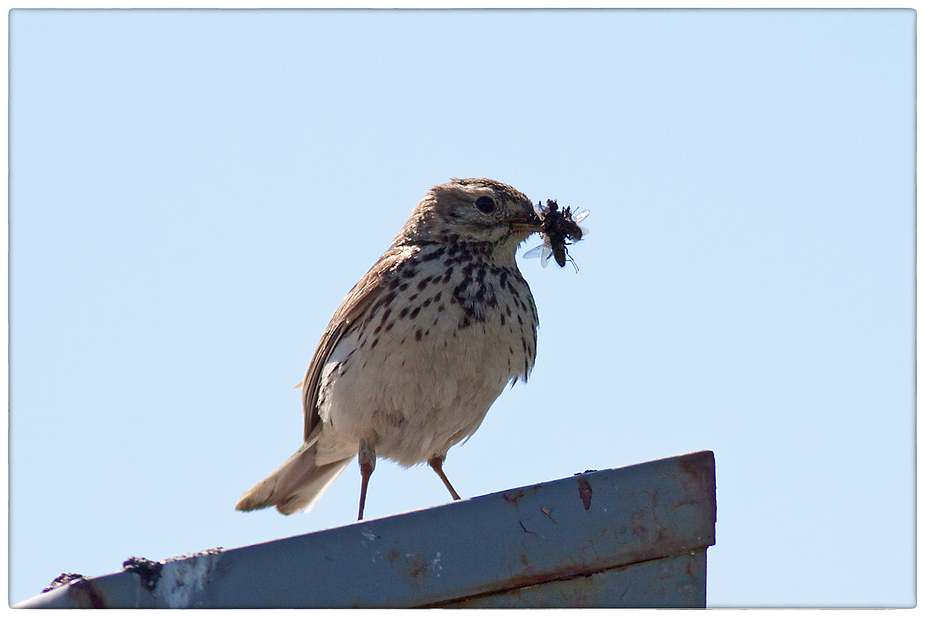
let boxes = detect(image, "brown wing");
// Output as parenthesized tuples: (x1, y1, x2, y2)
(300, 246, 405, 441)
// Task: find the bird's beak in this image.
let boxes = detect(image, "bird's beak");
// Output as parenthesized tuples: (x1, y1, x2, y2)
(510, 221, 543, 233)
(507, 202, 544, 233)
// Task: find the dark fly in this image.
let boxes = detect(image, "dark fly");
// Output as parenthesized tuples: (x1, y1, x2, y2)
(523, 200, 589, 272)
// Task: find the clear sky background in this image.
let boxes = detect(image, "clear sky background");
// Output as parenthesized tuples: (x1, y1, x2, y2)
(8, 8, 915, 607)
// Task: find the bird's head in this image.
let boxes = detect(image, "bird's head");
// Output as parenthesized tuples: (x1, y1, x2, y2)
(396, 178, 543, 261)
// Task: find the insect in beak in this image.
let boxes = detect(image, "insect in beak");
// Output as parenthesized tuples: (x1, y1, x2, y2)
(523, 200, 590, 273)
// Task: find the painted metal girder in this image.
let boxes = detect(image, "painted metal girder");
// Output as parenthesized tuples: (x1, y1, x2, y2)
(16, 450, 716, 608)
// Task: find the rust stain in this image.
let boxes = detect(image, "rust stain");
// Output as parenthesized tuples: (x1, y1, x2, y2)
(519, 550, 531, 570)
(678, 452, 715, 498)
(654, 528, 668, 546)
(66, 578, 107, 609)
(576, 477, 593, 510)
(630, 510, 647, 537)
(678, 455, 706, 482)
(502, 489, 526, 505)
(678, 452, 717, 525)
(407, 554, 429, 580)
(671, 497, 704, 509)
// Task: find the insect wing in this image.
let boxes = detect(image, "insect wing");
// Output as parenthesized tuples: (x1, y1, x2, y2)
(523, 242, 552, 267)
(571, 210, 590, 239)
(523, 243, 546, 259)
(540, 243, 553, 267)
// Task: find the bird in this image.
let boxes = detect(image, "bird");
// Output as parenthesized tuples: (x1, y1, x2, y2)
(235, 178, 545, 520)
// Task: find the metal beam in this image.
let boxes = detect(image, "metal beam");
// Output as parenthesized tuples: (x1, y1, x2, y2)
(16, 450, 716, 608)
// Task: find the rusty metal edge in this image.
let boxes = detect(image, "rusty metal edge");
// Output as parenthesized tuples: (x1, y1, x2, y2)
(201, 450, 716, 608)
(14, 451, 716, 609)
(432, 549, 709, 608)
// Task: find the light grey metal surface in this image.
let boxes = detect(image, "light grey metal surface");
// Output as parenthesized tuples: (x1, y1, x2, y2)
(16, 450, 716, 608)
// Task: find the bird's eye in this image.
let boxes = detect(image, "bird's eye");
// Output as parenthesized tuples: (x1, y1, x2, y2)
(475, 196, 496, 213)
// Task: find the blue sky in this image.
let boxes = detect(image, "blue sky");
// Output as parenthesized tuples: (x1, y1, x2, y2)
(8, 8, 915, 607)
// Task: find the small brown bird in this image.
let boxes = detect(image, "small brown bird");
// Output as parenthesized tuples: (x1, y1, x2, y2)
(236, 178, 544, 520)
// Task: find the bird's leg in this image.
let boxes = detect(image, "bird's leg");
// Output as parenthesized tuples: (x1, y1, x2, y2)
(428, 456, 461, 501)
(357, 440, 376, 521)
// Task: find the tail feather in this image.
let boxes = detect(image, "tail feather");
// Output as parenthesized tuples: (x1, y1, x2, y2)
(236, 440, 354, 515)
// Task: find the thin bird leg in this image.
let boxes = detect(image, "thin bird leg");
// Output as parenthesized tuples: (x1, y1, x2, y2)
(357, 440, 376, 521)
(428, 456, 461, 501)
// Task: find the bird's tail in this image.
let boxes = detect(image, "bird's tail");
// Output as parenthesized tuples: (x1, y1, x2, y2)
(235, 439, 354, 515)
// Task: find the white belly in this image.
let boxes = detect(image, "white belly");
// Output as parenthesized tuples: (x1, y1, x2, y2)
(313, 254, 537, 467)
